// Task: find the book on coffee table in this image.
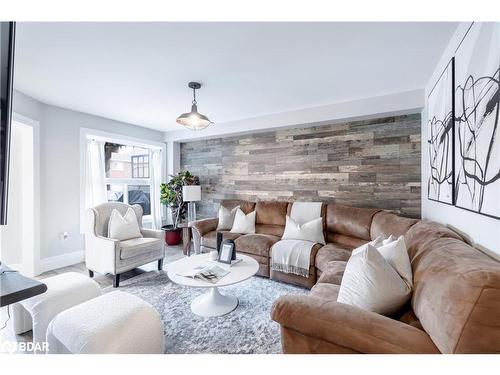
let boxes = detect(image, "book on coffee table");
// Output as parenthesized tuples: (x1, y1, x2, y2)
(177, 264, 230, 284)
(207, 258, 243, 267)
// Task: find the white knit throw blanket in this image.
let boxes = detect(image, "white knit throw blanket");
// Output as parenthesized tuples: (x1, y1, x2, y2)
(271, 239, 317, 277)
(271, 202, 323, 277)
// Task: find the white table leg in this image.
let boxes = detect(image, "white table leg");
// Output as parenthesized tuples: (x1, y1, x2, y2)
(190, 287, 238, 317)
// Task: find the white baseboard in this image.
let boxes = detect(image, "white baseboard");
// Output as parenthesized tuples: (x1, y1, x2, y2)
(2, 262, 22, 270)
(38, 250, 85, 274)
(0, 262, 36, 277)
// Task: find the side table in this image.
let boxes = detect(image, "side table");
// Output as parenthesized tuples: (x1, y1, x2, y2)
(1, 264, 47, 307)
(178, 222, 192, 256)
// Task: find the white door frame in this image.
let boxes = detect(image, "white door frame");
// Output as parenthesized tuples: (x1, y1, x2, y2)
(11, 113, 40, 277)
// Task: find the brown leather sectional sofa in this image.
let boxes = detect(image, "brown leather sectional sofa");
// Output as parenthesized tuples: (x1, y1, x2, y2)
(190, 199, 500, 353)
(191, 200, 413, 288)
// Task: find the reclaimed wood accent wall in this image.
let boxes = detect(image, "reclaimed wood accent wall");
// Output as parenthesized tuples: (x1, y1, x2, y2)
(180, 114, 421, 218)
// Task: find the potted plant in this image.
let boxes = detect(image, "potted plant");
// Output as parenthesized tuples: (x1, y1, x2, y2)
(160, 170, 200, 246)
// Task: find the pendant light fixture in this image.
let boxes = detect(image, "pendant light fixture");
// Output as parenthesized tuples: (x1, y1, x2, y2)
(176, 82, 214, 131)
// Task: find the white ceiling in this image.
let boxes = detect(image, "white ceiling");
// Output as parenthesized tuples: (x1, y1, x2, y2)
(14, 22, 457, 132)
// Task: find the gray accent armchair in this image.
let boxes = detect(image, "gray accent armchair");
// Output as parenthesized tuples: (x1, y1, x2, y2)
(85, 202, 164, 287)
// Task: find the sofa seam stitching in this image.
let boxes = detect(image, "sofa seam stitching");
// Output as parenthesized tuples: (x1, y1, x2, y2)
(452, 285, 485, 353)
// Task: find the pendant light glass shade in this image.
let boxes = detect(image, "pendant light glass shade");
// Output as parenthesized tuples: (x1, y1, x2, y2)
(176, 103, 212, 131)
(176, 82, 214, 131)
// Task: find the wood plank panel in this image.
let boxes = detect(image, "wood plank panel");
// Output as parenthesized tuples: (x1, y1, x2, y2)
(181, 114, 421, 218)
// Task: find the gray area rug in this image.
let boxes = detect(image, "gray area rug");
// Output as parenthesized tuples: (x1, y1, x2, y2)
(104, 271, 307, 354)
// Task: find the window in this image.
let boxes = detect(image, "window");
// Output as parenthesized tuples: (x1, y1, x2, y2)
(131, 154, 149, 178)
(104, 143, 151, 216)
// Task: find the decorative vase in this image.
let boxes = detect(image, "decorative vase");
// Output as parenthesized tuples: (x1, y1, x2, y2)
(162, 225, 182, 246)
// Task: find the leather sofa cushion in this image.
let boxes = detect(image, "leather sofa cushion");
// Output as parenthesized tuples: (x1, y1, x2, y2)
(244, 252, 268, 265)
(120, 237, 162, 259)
(255, 224, 285, 237)
(255, 201, 288, 225)
(316, 261, 347, 285)
(221, 199, 255, 214)
(315, 243, 353, 273)
(310, 283, 340, 301)
(370, 210, 418, 240)
(405, 220, 500, 353)
(201, 230, 241, 249)
(326, 233, 366, 248)
(326, 204, 380, 240)
(235, 233, 280, 257)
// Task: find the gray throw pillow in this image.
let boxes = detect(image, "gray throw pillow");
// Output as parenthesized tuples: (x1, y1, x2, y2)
(216, 205, 239, 230)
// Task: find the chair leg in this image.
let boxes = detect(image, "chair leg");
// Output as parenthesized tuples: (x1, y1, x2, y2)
(158, 258, 164, 271)
(88, 269, 94, 278)
(113, 274, 120, 288)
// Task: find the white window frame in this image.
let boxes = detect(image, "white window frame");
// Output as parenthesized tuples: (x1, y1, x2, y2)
(80, 128, 166, 231)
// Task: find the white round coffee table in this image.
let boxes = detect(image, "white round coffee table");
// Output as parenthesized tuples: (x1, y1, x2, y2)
(167, 253, 259, 317)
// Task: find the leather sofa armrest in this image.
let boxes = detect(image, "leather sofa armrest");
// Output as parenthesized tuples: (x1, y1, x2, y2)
(190, 218, 218, 253)
(271, 295, 440, 354)
(190, 217, 218, 236)
(141, 228, 163, 240)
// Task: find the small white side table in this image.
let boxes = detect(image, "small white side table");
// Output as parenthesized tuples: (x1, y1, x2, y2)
(167, 253, 259, 317)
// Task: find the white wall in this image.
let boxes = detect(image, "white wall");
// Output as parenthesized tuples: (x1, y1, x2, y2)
(12, 91, 42, 121)
(0, 124, 28, 265)
(421, 22, 500, 256)
(12, 90, 166, 274)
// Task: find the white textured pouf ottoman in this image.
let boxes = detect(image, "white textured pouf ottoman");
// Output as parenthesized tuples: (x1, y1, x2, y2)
(46, 291, 164, 354)
(12, 272, 102, 350)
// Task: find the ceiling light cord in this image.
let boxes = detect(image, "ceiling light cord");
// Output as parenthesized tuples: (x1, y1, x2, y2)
(192, 87, 197, 105)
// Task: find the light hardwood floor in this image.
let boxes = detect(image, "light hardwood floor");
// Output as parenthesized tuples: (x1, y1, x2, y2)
(0, 245, 184, 353)
(35, 245, 184, 287)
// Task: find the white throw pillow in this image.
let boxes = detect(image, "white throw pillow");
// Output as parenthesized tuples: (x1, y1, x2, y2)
(382, 234, 396, 246)
(230, 208, 256, 234)
(351, 235, 385, 256)
(369, 235, 387, 248)
(377, 235, 413, 288)
(281, 216, 326, 245)
(108, 208, 143, 241)
(216, 205, 239, 230)
(337, 244, 411, 315)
